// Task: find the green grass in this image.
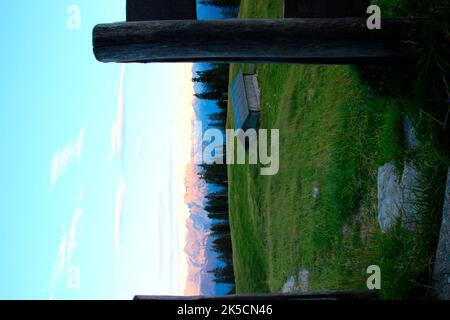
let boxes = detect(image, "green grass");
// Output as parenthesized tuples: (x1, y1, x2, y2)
(378, 108, 404, 170)
(227, 0, 449, 298)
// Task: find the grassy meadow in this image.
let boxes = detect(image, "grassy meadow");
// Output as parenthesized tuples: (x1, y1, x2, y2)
(226, 0, 449, 298)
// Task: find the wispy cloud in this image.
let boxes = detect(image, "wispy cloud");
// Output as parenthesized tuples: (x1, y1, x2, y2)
(49, 129, 85, 191)
(135, 123, 144, 161)
(114, 178, 126, 255)
(67, 189, 84, 259)
(48, 188, 84, 299)
(110, 66, 126, 161)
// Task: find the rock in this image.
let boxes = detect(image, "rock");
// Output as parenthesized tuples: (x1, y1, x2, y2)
(298, 268, 310, 292)
(281, 268, 310, 293)
(312, 186, 319, 200)
(377, 162, 402, 232)
(403, 116, 419, 150)
(433, 167, 450, 300)
(377, 161, 422, 233)
(400, 162, 420, 231)
(281, 275, 296, 293)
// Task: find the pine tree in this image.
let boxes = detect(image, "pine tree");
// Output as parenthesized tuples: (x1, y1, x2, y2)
(200, 0, 241, 9)
(191, 62, 236, 291)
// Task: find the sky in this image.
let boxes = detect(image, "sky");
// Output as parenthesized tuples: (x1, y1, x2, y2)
(0, 1, 224, 300)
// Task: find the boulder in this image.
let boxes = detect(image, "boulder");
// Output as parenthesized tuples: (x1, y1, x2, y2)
(401, 162, 420, 230)
(403, 116, 419, 150)
(377, 162, 402, 232)
(281, 268, 310, 293)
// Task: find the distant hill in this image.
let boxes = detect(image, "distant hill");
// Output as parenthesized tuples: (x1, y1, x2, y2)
(183, 163, 219, 296)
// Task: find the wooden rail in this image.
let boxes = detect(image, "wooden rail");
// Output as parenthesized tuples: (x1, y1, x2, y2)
(93, 18, 419, 64)
(134, 290, 378, 300)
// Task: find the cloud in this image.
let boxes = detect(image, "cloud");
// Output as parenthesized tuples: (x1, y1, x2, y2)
(114, 178, 126, 255)
(49, 129, 85, 191)
(106, 152, 113, 169)
(110, 66, 126, 161)
(68, 209, 82, 256)
(135, 124, 144, 161)
(136, 136, 142, 161)
(48, 188, 84, 299)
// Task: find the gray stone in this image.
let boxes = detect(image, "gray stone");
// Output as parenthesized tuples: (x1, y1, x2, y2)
(298, 268, 310, 292)
(433, 166, 450, 300)
(377, 162, 402, 233)
(312, 186, 319, 200)
(403, 116, 419, 150)
(281, 275, 296, 293)
(377, 161, 422, 233)
(401, 162, 420, 231)
(281, 268, 310, 293)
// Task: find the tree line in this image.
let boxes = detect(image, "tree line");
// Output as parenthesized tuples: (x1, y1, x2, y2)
(200, 0, 241, 9)
(193, 63, 235, 294)
(199, 0, 240, 17)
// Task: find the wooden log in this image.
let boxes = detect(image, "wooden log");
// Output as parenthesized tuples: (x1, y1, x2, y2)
(134, 290, 378, 300)
(93, 18, 418, 64)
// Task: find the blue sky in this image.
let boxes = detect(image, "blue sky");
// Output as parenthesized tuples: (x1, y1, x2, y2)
(0, 1, 224, 299)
